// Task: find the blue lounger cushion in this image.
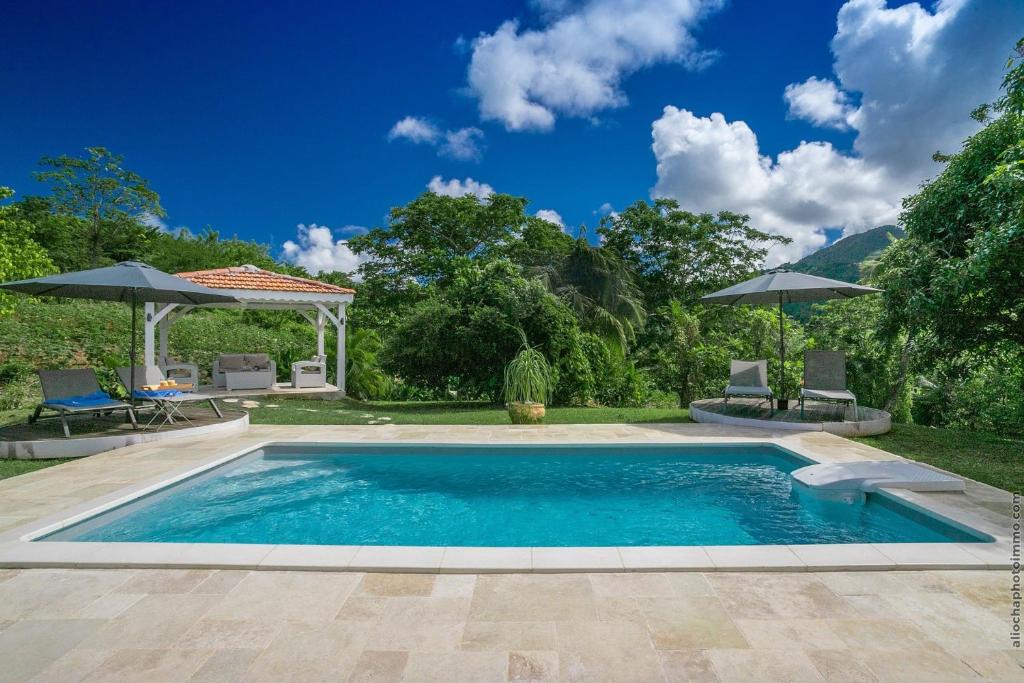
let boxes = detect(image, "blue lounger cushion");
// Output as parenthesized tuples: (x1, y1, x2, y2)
(44, 391, 123, 409)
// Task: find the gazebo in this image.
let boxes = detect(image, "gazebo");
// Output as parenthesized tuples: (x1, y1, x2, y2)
(142, 265, 355, 393)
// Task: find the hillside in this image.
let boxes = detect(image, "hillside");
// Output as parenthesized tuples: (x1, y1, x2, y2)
(787, 225, 905, 283)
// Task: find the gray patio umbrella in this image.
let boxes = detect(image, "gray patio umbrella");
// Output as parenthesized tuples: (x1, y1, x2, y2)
(0, 261, 238, 405)
(700, 268, 881, 405)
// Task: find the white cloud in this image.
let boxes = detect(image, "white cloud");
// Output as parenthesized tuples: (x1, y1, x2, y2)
(388, 116, 440, 144)
(535, 209, 564, 226)
(784, 77, 855, 129)
(281, 224, 366, 276)
(467, 0, 724, 131)
(426, 176, 495, 200)
(440, 127, 485, 161)
(388, 116, 484, 160)
(139, 211, 169, 232)
(652, 0, 1023, 264)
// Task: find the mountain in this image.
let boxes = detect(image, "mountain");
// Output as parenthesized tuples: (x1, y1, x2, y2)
(786, 225, 905, 283)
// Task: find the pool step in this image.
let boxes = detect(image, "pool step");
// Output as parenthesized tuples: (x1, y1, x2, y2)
(791, 461, 965, 493)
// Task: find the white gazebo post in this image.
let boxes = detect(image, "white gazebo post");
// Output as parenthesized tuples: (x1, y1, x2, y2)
(143, 302, 156, 368)
(316, 310, 326, 359)
(336, 304, 346, 395)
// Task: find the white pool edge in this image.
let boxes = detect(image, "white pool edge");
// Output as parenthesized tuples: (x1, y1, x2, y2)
(0, 439, 1013, 573)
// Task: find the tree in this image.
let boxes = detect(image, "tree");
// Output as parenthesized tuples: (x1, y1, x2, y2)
(598, 199, 789, 307)
(533, 238, 646, 355)
(348, 191, 532, 288)
(383, 259, 598, 403)
(875, 38, 1024, 357)
(345, 328, 390, 400)
(34, 147, 163, 267)
(144, 228, 287, 274)
(0, 188, 56, 314)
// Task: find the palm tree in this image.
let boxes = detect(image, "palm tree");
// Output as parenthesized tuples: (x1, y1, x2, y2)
(534, 238, 646, 355)
(346, 328, 391, 400)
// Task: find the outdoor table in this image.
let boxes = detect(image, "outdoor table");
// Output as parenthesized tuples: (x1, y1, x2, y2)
(137, 392, 221, 430)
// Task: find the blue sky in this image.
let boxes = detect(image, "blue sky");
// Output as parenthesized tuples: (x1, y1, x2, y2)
(2, 1, 1020, 270)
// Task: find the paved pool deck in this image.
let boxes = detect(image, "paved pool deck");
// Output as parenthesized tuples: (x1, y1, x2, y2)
(0, 424, 1019, 680)
(1, 567, 1020, 681)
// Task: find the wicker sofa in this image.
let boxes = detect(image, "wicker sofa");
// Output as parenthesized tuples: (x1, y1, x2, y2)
(213, 353, 276, 391)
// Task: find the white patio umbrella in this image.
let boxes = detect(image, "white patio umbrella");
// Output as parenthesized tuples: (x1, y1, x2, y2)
(700, 268, 881, 406)
(0, 261, 238, 405)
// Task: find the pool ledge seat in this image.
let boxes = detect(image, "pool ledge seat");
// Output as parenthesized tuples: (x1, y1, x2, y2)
(791, 461, 965, 493)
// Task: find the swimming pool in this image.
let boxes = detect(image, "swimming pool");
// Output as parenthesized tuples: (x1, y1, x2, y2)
(42, 443, 989, 546)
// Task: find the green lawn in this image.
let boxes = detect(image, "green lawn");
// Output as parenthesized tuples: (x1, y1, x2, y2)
(247, 398, 691, 425)
(0, 458, 65, 480)
(854, 423, 1023, 493)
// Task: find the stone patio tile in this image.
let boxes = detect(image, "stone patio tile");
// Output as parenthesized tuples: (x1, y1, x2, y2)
(189, 649, 262, 682)
(189, 570, 249, 595)
(709, 573, 859, 619)
(27, 646, 113, 683)
(116, 569, 214, 594)
(955, 650, 1024, 682)
(508, 650, 559, 681)
(460, 621, 558, 651)
(431, 573, 476, 598)
(82, 648, 212, 682)
(366, 597, 470, 651)
(815, 571, 952, 596)
(470, 574, 596, 622)
(245, 620, 368, 681)
(872, 543, 986, 569)
(640, 597, 748, 650)
(344, 651, 407, 683)
(589, 572, 675, 597)
(355, 573, 435, 597)
(735, 618, 847, 650)
(666, 572, 715, 596)
(80, 594, 220, 649)
(871, 592, 1010, 650)
(173, 618, 281, 650)
(828, 619, 937, 650)
(259, 544, 359, 570)
(402, 651, 506, 682)
(594, 596, 647, 623)
(206, 570, 359, 622)
(72, 592, 145, 619)
(0, 619, 102, 682)
(556, 620, 665, 682)
(858, 647, 983, 681)
(659, 649, 720, 682)
(708, 648, 824, 682)
(335, 595, 389, 622)
(0, 569, 135, 620)
(805, 649, 880, 682)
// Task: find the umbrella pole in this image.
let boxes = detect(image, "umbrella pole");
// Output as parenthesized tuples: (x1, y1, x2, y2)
(778, 292, 785, 408)
(129, 289, 137, 409)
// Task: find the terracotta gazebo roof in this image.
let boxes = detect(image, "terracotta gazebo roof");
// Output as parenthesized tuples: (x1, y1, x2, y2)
(176, 265, 355, 294)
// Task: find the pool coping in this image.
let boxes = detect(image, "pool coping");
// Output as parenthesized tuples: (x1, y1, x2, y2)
(0, 430, 1015, 573)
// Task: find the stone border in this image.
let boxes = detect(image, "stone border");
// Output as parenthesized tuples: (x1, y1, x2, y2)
(0, 411, 249, 459)
(0, 436, 1011, 573)
(689, 400, 891, 437)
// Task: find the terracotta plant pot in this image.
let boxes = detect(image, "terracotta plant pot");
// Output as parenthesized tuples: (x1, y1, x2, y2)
(508, 402, 545, 424)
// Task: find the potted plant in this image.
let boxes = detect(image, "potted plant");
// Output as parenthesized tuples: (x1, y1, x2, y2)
(503, 336, 553, 424)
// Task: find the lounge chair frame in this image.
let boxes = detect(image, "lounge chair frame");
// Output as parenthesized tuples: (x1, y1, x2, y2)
(30, 369, 138, 438)
(723, 359, 774, 416)
(800, 350, 858, 421)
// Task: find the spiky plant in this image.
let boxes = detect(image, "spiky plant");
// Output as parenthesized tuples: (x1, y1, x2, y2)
(503, 334, 553, 405)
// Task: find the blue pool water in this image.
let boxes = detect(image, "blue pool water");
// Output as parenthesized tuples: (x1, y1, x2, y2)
(43, 444, 988, 546)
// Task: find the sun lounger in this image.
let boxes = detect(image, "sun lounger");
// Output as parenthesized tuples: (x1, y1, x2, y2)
(723, 360, 774, 415)
(31, 369, 138, 438)
(800, 350, 858, 420)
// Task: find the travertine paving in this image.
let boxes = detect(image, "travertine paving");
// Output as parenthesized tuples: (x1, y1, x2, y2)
(0, 567, 1020, 682)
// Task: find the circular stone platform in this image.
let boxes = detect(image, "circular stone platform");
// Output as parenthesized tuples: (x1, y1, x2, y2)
(1, 410, 249, 460)
(689, 398, 891, 437)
